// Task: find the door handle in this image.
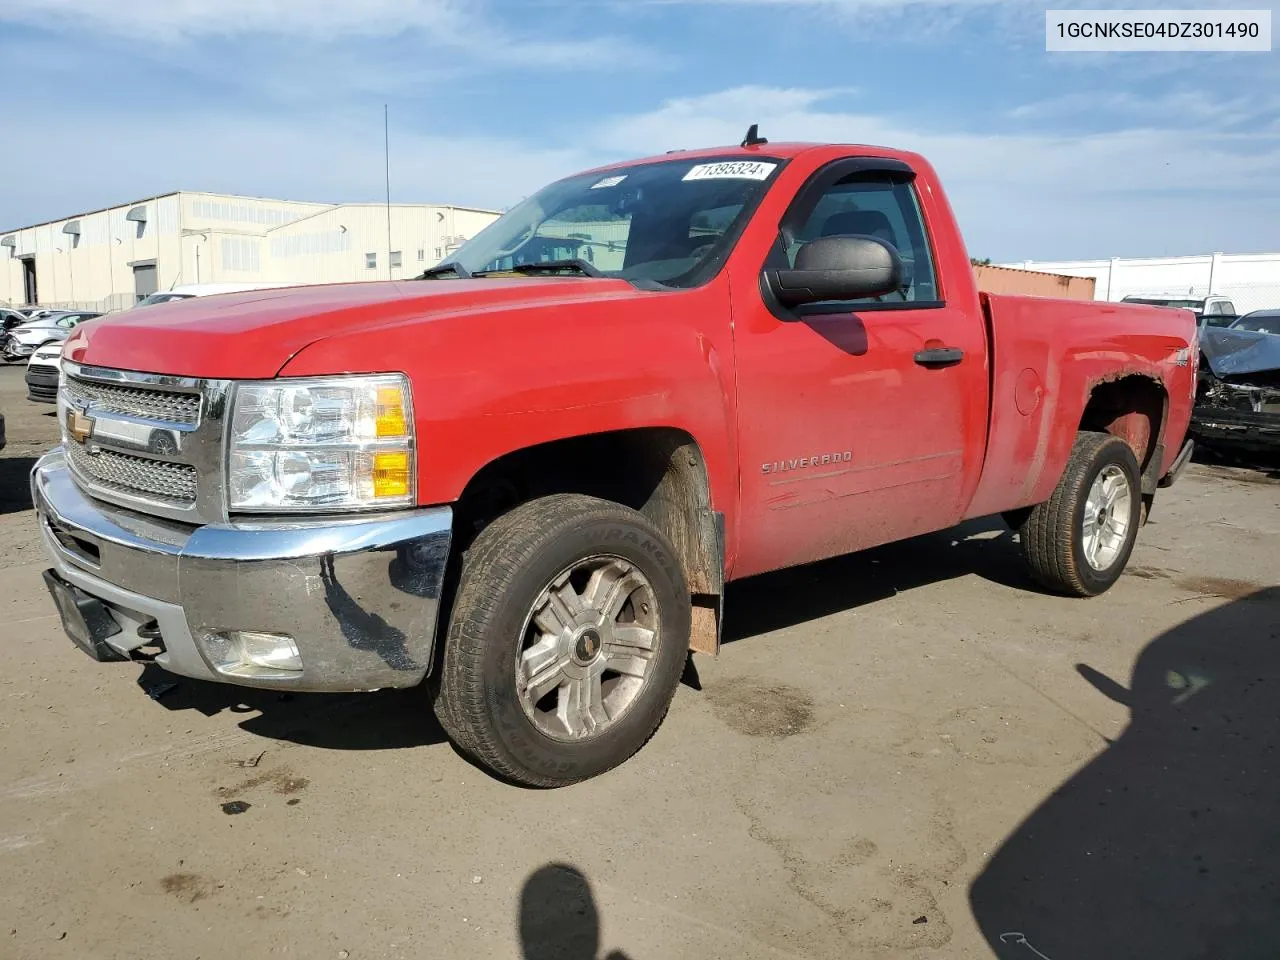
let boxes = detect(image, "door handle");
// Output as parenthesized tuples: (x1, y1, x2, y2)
(913, 347, 964, 368)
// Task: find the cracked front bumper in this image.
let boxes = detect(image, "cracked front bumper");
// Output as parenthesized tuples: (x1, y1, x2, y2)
(32, 448, 453, 692)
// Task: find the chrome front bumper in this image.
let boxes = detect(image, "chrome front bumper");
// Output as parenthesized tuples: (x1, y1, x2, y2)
(32, 448, 453, 692)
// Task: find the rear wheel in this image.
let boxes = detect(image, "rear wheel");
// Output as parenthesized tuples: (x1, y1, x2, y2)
(432, 494, 691, 787)
(1016, 432, 1142, 597)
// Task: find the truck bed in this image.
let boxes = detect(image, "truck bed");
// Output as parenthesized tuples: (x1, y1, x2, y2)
(965, 293, 1197, 520)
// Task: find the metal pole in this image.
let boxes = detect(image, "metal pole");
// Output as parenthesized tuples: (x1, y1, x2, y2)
(385, 104, 392, 281)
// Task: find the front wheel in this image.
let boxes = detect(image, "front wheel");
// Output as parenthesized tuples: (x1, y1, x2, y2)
(1015, 432, 1142, 597)
(431, 494, 691, 787)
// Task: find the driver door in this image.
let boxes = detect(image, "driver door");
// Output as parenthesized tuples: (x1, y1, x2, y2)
(730, 159, 988, 578)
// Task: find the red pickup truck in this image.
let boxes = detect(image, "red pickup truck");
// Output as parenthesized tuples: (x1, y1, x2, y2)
(35, 137, 1197, 786)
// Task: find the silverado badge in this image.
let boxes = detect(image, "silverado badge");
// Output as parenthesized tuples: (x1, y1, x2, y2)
(762, 451, 852, 475)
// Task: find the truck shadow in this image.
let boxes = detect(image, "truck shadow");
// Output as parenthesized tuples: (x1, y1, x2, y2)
(970, 587, 1280, 960)
(723, 516, 1030, 643)
(0, 455, 37, 515)
(130, 513, 1118, 752)
(1191, 445, 1280, 481)
(135, 662, 447, 751)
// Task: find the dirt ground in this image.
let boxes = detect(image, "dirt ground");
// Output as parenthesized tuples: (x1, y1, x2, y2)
(1, 362, 1278, 960)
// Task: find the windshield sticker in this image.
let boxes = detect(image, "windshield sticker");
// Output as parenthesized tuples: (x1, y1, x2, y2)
(591, 174, 627, 190)
(683, 161, 777, 182)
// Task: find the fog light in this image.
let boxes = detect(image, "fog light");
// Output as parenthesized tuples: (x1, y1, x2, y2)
(234, 631, 303, 671)
(200, 630, 304, 676)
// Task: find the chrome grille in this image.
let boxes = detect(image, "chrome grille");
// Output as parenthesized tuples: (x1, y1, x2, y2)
(66, 440, 198, 505)
(64, 376, 202, 426)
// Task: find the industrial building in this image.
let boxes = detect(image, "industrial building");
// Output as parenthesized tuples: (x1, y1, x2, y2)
(1004, 251, 1280, 312)
(1, 192, 500, 312)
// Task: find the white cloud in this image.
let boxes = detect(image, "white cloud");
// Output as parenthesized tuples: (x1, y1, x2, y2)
(7, 0, 463, 40)
(1009, 88, 1280, 130)
(0, 0, 658, 69)
(5, 85, 1278, 260)
(1, 110, 594, 228)
(591, 86, 1280, 258)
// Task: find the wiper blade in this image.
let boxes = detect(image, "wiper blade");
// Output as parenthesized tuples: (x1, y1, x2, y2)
(476, 259, 604, 278)
(417, 261, 471, 279)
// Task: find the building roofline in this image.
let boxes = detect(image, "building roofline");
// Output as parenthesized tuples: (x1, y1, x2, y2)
(2, 191, 180, 235)
(264, 202, 503, 233)
(176, 190, 335, 207)
(179, 192, 500, 215)
(3, 193, 502, 236)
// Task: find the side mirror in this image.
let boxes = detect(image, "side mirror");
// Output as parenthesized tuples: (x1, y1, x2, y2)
(766, 235, 903, 308)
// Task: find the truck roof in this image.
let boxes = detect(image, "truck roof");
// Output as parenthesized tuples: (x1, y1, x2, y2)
(580, 141, 928, 177)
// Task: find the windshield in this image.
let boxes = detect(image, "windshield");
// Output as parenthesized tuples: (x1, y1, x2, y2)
(1231, 313, 1280, 335)
(435, 156, 783, 288)
(136, 292, 194, 306)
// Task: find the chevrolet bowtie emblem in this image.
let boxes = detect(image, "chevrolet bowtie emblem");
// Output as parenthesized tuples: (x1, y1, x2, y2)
(67, 407, 94, 444)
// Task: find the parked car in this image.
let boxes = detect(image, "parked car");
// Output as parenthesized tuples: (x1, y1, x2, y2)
(2, 307, 29, 331)
(1, 311, 101, 361)
(1191, 310, 1280, 455)
(34, 137, 1197, 787)
(135, 282, 300, 307)
(1229, 309, 1280, 335)
(1122, 293, 1239, 328)
(17, 307, 62, 321)
(26, 342, 64, 403)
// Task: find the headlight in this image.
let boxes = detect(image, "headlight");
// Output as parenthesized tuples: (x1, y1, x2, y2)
(227, 374, 415, 512)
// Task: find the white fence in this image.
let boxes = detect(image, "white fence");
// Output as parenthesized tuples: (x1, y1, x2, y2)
(1002, 252, 1280, 314)
(3, 293, 136, 314)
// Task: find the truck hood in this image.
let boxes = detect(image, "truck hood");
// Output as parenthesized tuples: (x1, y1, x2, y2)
(63, 278, 639, 379)
(1200, 327, 1280, 378)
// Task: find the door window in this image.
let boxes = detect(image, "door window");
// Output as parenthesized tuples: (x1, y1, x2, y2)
(774, 175, 939, 304)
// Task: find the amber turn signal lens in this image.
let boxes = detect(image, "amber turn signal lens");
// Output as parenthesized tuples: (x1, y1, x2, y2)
(372, 451, 411, 499)
(375, 386, 408, 438)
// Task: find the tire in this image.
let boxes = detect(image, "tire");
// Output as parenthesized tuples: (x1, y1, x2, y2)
(1016, 431, 1142, 597)
(432, 494, 691, 787)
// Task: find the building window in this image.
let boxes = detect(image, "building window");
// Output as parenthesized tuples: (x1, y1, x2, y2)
(417, 249, 425, 262)
(390, 250, 402, 269)
(366, 252, 377, 270)
(434, 247, 442, 260)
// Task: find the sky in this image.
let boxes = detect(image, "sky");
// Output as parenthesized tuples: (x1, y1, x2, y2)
(1, 0, 1278, 261)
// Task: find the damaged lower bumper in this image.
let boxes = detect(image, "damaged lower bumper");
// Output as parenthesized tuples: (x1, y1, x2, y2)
(1190, 407, 1280, 451)
(1190, 379, 1280, 453)
(32, 448, 453, 692)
